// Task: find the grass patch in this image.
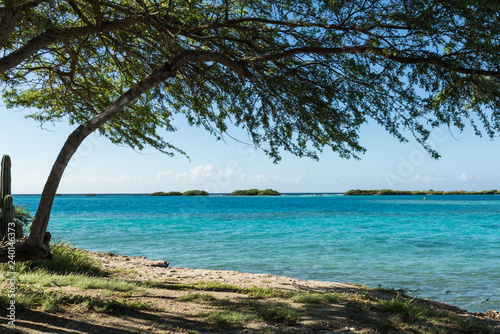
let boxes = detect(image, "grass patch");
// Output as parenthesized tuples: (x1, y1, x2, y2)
(171, 282, 294, 299)
(179, 293, 217, 302)
(139, 280, 176, 289)
(69, 295, 157, 314)
(348, 291, 377, 302)
(376, 297, 429, 320)
(254, 301, 299, 325)
(199, 309, 257, 324)
(291, 292, 341, 304)
(189, 281, 242, 292)
(241, 286, 294, 298)
(371, 296, 499, 334)
(15, 270, 136, 291)
(0, 240, 104, 276)
(41, 296, 62, 312)
(29, 241, 104, 275)
(5, 285, 51, 309)
(1, 285, 152, 314)
(199, 301, 299, 326)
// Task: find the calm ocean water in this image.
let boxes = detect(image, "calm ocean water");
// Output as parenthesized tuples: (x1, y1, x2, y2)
(16, 194, 500, 312)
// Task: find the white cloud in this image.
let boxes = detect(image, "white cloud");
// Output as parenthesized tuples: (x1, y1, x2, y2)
(155, 171, 172, 181)
(289, 172, 307, 183)
(410, 174, 445, 183)
(61, 174, 144, 185)
(190, 164, 216, 182)
(458, 172, 469, 181)
(176, 172, 188, 181)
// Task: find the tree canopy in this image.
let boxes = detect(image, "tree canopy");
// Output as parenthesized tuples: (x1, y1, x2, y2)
(0, 0, 499, 261)
(2, 0, 500, 161)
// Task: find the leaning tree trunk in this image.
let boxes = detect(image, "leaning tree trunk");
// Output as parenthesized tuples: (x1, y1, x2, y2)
(0, 49, 246, 262)
(0, 56, 185, 262)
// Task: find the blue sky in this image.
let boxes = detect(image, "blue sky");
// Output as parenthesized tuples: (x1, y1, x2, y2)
(3, 104, 500, 194)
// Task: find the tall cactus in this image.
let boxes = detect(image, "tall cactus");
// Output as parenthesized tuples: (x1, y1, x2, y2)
(0, 155, 13, 239)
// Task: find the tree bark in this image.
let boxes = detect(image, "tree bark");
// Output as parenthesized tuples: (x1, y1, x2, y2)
(0, 0, 21, 49)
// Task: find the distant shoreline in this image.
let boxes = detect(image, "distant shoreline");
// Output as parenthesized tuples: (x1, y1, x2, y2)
(14, 192, 345, 197)
(14, 190, 500, 197)
(344, 189, 500, 196)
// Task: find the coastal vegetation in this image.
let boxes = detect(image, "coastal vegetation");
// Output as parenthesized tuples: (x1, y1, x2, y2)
(344, 189, 500, 196)
(230, 189, 281, 196)
(151, 190, 209, 196)
(1, 1, 500, 262)
(182, 190, 210, 196)
(150, 191, 182, 196)
(0, 243, 497, 333)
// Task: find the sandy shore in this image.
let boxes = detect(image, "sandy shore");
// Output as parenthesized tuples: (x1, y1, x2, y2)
(96, 251, 363, 294)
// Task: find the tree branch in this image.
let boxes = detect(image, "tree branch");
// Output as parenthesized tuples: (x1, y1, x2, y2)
(92, 0, 102, 29)
(0, 16, 143, 74)
(240, 46, 500, 78)
(65, 0, 92, 25)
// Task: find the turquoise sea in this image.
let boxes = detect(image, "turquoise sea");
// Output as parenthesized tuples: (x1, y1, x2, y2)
(16, 194, 500, 313)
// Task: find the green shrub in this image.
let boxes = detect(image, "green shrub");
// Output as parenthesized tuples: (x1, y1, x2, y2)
(182, 190, 209, 196)
(14, 205, 33, 238)
(230, 189, 260, 196)
(345, 189, 500, 196)
(230, 189, 280, 196)
(150, 191, 183, 196)
(411, 191, 427, 195)
(257, 189, 281, 196)
(343, 189, 379, 195)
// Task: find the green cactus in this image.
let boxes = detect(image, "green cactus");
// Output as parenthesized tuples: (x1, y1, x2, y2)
(1, 155, 11, 209)
(2, 194, 14, 235)
(0, 155, 13, 239)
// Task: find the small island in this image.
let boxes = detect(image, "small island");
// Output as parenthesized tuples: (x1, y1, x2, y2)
(230, 188, 281, 196)
(150, 190, 209, 196)
(344, 189, 500, 196)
